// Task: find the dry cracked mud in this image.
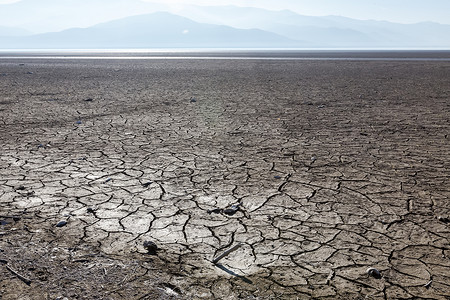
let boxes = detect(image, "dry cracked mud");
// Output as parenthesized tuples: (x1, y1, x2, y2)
(0, 56, 449, 299)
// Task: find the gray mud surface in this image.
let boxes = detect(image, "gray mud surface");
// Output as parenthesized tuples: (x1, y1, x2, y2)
(0, 57, 449, 299)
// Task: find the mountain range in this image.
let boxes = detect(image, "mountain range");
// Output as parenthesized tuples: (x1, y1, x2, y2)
(0, 1, 449, 49)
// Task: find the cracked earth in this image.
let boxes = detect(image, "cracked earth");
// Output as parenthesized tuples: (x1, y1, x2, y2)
(0, 57, 449, 299)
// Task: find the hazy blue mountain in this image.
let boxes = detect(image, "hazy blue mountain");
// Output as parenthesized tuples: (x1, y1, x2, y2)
(0, 2, 449, 48)
(0, 12, 303, 49)
(174, 5, 450, 48)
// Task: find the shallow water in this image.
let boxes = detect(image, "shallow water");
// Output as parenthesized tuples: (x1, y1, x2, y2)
(1, 49, 450, 61)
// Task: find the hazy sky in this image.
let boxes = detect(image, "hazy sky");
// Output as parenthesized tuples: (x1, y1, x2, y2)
(0, 0, 449, 26)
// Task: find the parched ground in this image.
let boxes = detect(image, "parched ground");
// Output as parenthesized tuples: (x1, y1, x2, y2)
(0, 56, 449, 299)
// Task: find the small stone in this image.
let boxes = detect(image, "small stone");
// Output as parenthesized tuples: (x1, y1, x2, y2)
(142, 181, 152, 188)
(274, 175, 282, 179)
(104, 178, 112, 183)
(56, 220, 67, 227)
(190, 97, 196, 103)
(207, 208, 222, 214)
(424, 280, 432, 289)
(87, 207, 95, 213)
(84, 98, 93, 102)
(143, 240, 158, 254)
(366, 267, 382, 279)
(0, 219, 12, 226)
(223, 203, 241, 216)
(76, 120, 82, 124)
(26, 71, 33, 74)
(437, 216, 449, 223)
(16, 185, 26, 191)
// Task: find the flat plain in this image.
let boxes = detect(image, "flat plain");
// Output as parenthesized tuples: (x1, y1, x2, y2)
(0, 52, 449, 299)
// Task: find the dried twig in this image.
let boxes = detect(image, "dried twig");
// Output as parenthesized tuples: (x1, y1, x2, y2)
(326, 270, 335, 285)
(5, 264, 32, 285)
(212, 243, 243, 264)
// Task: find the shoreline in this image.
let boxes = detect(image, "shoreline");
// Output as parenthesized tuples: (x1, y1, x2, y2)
(0, 49, 450, 60)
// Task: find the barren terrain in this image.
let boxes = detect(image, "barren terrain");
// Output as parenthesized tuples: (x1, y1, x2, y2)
(0, 54, 449, 299)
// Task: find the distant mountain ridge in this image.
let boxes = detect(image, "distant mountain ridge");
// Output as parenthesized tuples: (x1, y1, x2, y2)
(0, 3, 449, 49)
(0, 12, 302, 48)
(172, 6, 450, 48)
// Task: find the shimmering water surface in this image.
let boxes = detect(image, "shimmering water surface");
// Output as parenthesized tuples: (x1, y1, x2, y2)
(1, 49, 450, 61)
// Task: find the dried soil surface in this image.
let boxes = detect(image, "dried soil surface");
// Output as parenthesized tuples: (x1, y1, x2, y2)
(0, 56, 449, 299)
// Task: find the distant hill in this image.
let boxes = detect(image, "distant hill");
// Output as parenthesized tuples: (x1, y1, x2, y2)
(0, 12, 302, 49)
(173, 5, 450, 48)
(0, 3, 449, 49)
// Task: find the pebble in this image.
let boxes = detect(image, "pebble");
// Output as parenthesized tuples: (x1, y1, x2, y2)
(223, 203, 241, 215)
(142, 181, 152, 188)
(87, 207, 95, 213)
(274, 175, 282, 179)
(0, 219, 11, 226)
(190, 97, 196, 103)
(84, 98, 93, 102)
(437, 216, 449, 223)
(366, 267, 382, 279)
(207, 208, 222, 214)
(143, 240, 158, 254)
(55, 220, 67, 227)
(76, 120, 82, 124)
